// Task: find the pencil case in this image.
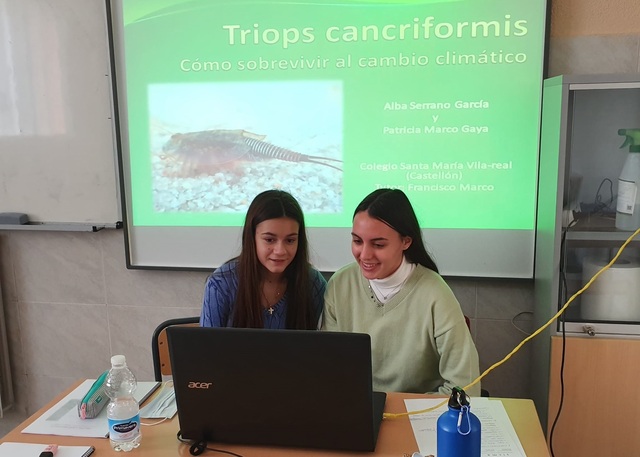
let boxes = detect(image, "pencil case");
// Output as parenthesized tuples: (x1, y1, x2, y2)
(78, 370, 109, 419)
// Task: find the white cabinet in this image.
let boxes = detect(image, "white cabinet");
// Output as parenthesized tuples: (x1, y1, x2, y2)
(536, 74, 640, 335)
(531, 74, 640, 429)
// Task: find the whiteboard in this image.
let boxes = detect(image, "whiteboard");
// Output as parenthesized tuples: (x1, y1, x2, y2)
(0, 0, 120, 225)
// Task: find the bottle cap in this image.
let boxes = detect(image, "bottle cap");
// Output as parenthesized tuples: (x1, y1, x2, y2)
(447, 386, 470, 410)
(111, 355, 126, 367)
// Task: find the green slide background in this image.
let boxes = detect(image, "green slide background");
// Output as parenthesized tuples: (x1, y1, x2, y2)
(118, 0, 546, 229)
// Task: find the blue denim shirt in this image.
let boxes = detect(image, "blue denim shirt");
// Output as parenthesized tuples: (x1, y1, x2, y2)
(200, 259, 326, 329)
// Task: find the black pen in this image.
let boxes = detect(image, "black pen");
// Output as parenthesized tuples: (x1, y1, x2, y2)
(39, 444, 58, 457)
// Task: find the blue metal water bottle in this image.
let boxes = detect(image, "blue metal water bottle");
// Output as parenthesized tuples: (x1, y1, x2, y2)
(437, 387, 481, 457)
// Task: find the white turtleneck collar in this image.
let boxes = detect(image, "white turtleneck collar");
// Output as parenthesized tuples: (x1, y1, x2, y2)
(369, 256, 415, 303)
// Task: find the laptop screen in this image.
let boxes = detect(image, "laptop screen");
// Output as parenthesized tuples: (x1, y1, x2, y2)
(166, 326, 386, 452)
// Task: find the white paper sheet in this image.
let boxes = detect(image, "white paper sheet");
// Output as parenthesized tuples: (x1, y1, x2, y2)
(21, 379, 160, 438)
(404, 397, 527, 457)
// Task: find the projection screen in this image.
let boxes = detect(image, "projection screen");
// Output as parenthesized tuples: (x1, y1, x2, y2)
(106, 0, 549, 277)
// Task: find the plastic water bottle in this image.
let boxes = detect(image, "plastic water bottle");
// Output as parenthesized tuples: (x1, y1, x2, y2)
(105, 355, 141, 451)
(437, 387, 481, 457)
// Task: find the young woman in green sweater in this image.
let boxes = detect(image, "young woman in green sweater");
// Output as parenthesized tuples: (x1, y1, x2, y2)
(322, 188, 481, 396)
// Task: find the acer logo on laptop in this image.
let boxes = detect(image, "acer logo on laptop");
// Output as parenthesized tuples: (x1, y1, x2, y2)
(188, 381, 213, 389)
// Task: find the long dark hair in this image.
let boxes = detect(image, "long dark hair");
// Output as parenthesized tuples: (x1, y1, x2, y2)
(354, 188, 438, 273)
(232, 190, 316, 329)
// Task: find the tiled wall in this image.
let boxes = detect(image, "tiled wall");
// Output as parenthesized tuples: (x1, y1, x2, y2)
(1, 4, 639, 417)
(0, 229, 536, 415)
(0, 230, 204, 414)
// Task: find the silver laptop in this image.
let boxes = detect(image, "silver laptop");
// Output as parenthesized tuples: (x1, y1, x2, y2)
(167, 326, 386, 452)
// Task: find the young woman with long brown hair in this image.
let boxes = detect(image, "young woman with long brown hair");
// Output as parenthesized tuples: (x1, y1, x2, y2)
(201, 189, 325, 329)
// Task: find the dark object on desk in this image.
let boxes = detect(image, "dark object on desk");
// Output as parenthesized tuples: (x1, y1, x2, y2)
(0, 212, 29, 224)
(167, 326, 386, 453)
(39, 444, 57, 457)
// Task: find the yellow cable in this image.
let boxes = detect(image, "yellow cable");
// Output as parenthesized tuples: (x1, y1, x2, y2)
(384, 226, 640, 420)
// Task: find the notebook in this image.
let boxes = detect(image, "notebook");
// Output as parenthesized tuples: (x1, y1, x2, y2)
(0, 443, 94, 457)
(167, 326, 386, 452)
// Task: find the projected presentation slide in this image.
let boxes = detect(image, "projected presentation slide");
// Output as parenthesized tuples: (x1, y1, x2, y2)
(111, 0, 547, 274)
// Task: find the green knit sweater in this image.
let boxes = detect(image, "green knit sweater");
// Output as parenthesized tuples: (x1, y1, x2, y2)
(322, 262, 481, 396)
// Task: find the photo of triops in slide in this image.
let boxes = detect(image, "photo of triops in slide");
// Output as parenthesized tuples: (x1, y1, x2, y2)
(149, 81, 343, 215)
